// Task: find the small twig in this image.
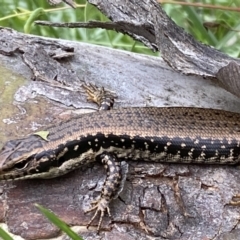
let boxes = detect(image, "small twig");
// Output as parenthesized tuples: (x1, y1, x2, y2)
(35, 20, 121, 30)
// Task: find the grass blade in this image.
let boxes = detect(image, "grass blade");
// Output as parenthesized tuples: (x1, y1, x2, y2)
(35, 204, 83, 240)
(0, 227, 14, 240)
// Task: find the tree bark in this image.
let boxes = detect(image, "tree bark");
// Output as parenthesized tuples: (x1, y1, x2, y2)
(88, 0, 240, 97)
(37, 0, 240, 98)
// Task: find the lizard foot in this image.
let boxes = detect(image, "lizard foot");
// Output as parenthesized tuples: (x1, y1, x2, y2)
(82, 82, 116, 110)
(85, 196, 111, 232)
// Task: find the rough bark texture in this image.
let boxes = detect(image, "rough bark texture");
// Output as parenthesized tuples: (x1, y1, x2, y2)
(87, 0, 240, 98)
(0, 1, 240, 239)
(38, 0, 240, 98)
(86, 0, 237, 72)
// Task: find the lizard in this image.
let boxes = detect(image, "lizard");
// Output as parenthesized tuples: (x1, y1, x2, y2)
(1, 83, 240, 231)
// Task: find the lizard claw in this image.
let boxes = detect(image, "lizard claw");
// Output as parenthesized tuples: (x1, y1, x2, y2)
(85, 197, 111, 232)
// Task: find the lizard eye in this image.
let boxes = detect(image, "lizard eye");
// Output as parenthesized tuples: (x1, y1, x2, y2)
(15, 161, 29, 170)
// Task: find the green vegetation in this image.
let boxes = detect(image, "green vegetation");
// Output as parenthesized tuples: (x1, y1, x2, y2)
(163, 0, 240, 57)
(0, 227, 14, 240)
(0, 1, 239, 57)
(0, 0, 155, 55)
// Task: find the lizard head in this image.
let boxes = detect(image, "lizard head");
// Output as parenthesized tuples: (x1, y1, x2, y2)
(0, 135, 53, 180)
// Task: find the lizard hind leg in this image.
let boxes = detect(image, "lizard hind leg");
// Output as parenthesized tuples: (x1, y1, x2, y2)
(85, 152, 127, 232)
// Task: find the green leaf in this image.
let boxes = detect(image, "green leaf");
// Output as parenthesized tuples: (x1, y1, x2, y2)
(0, 227, 14, 240)
(34, 131, 49, 141)
(35, 204, 83, 240)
